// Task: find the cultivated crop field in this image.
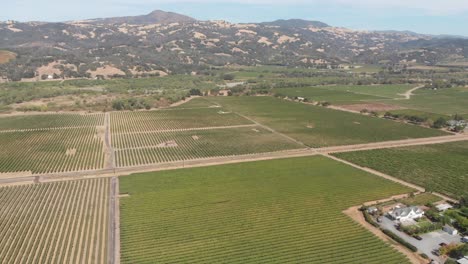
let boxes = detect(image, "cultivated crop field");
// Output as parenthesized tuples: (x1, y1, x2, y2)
(0, 178, 109, 263)
(113, 126, 303, 167)
(0, 113, 104, 131)
(334, 141, 468, 198)
(110, 108, 252, 133)
(0, 128, 105, 174)
(207, 96, 448, 147)
(119, 156, 413, 263)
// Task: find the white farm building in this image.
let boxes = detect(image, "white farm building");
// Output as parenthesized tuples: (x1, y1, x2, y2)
(388, 206, 424, 221)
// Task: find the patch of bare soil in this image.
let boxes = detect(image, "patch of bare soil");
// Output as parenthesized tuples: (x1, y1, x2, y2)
(87, 65, 125, 78)
(65, 148, 77, 156)
(252, 128, 260, 133)
(306, 123, 315, 129)
(353, 121, 361, 125)
(192, 135, 200, 140)
(0, 171, 33, 179)
(36, 61, 76, 77)
(0, 50, 16, 64)
(157, 140, 178, 148)
(339, 103, 404, 112)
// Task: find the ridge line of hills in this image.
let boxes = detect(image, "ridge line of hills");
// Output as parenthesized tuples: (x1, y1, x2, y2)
(0, 10, 467, 81)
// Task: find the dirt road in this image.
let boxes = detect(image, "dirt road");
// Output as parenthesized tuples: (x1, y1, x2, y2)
(104, 113, 115, 169)
(108, 177, 118, 264)
(1, 133, 467, 187)
(398, 85, 424, 100)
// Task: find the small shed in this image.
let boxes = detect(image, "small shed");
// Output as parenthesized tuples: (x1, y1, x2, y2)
(367, 206, 378, 214)
(436, 203, 453, 212)
(443, 225, 458, 235)
(457, 257, 468, 264)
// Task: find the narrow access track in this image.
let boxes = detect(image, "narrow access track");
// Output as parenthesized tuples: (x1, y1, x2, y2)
(108, 177, 118, 264)
(397, 85, 425, 100)
(104, 112, 115, 170)
(235, 113, 310, 148)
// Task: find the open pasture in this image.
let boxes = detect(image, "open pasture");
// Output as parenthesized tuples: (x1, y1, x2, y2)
(273, 84, 412, 104)
(0, 178, 109, 263)
(119, 156, 412, 263)
(0, 128, 105, 174)
(376, 87, 468, 115)
(207, 96, 448, 147)
(0, 113, 104, 131)
(110, 108, 252, 134)
(113, 126, 303, 167)
(334, 141, 468, 198)
(273, 86, 382, 105)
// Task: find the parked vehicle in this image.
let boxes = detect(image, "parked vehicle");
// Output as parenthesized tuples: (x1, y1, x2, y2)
(432, 249, 440, 256)
(439, 242, 447, 247)
(462, 236, 468, 243)
(413, 235, 423, 241)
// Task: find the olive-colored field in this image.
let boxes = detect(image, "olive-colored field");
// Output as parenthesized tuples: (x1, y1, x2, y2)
(334, 141, 468, 198)
(0, 50, 16, 64)
(206, 96, 449, 147)
(119, 156, 413, 264)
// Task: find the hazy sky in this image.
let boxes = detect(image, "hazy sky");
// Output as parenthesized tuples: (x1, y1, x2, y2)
(3, 0, 468, 36)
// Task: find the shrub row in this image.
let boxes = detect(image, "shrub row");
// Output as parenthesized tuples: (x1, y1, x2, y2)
(381, 229, 418, 252)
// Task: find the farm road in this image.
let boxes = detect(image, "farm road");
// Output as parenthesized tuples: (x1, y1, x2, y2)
(108, 177, 119, 264)
(397, 85, 425, 100)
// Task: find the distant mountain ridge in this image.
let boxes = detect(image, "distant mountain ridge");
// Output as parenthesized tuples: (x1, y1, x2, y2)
(261, 19, 329, 29)
(0, 10, 467, 81)
(88, 10, 196, 25)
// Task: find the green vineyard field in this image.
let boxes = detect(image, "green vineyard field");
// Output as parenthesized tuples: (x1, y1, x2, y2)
(113, 126, 303, 167)
(110, 108, 253, 133)
(334, 141, 468, 198)
(0, 178, 110, 263)
(0, 113, 104, 131)
(207, 96, 449, 147)
(119, 156, 413, 263)
(0, 128, 105, 174)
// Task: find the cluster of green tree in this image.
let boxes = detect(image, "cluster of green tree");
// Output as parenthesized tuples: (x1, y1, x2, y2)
(440, 244, 468, 261)
(401, 221, 443, 235)
(384, 112, 429, 124)
(111, 98, 152, 110)
(360, 208, 380, 228)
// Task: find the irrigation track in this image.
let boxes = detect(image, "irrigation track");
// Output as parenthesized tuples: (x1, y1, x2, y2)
(1, 134, 467, 186)
(104, 113, 115, 169)
(235, 113, 311, 148)
(0, 125, 97, 133)
(112, 124, 257, 135)
(108, 177, 118, 264)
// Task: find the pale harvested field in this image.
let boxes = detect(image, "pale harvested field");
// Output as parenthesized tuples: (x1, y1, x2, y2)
(0, 178, 110, 263)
